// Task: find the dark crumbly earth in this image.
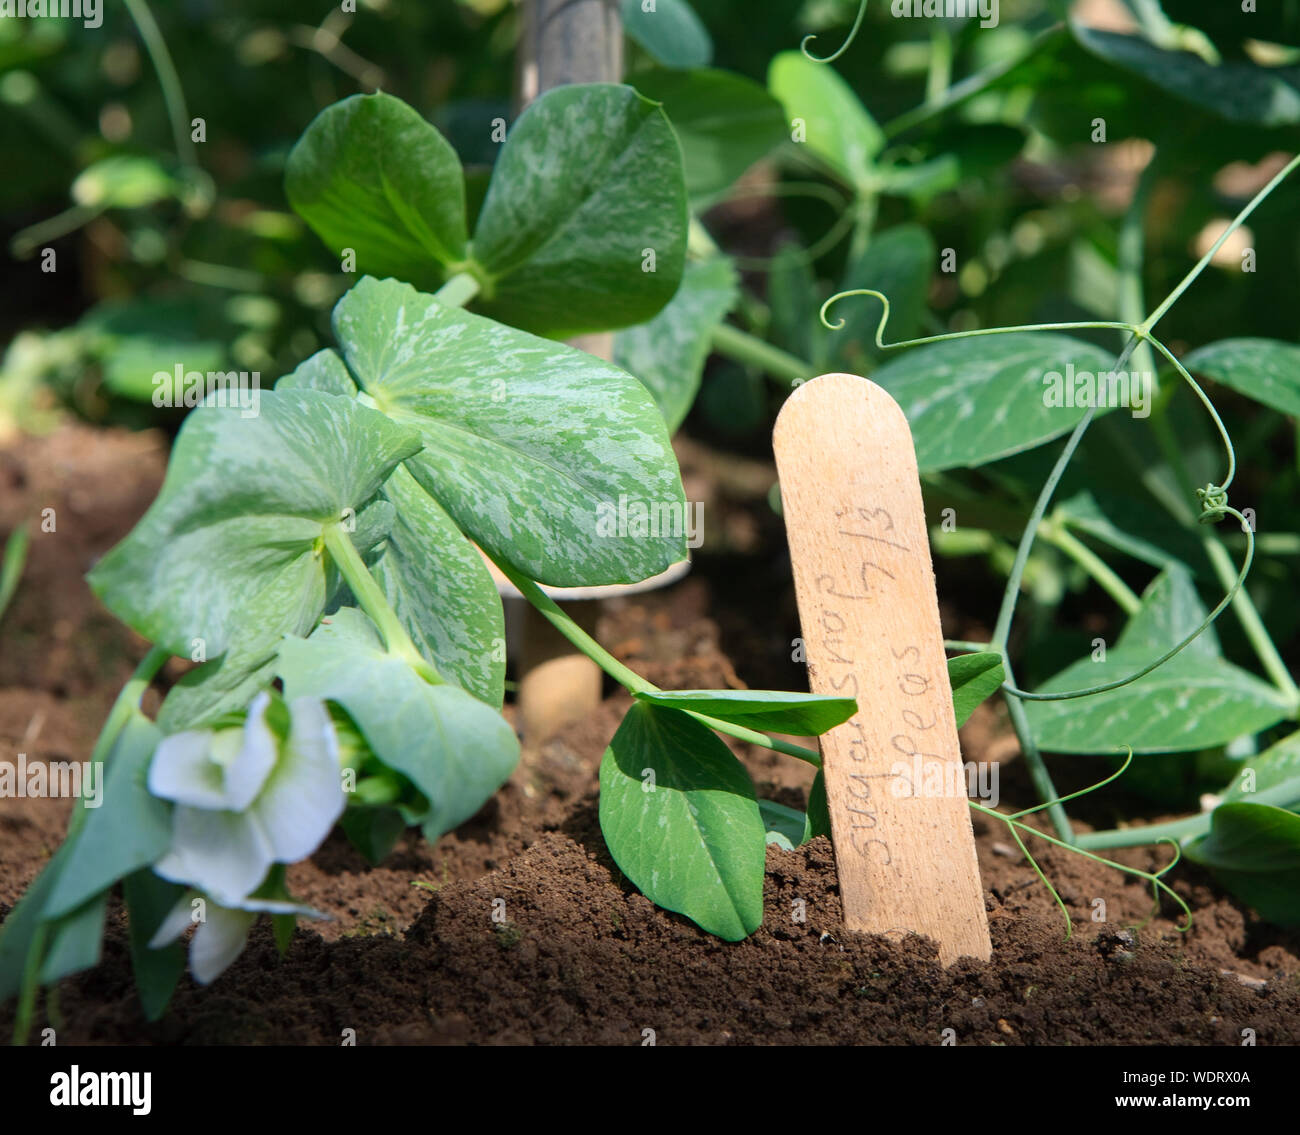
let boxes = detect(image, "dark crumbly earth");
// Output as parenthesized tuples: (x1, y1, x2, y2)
(2, 425, 1298, 1045)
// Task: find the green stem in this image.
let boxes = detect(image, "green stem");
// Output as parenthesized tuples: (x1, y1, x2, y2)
(491, 556, 823, 768)
(433, 271, 481, 309)
(944, 639, 992, 654)
(1042, 516, 1141, 615)
(883, 23, 1065, 138)
(321, 524, 442, 685)
(710, 321, 811, 386)
(969, 800, 1191, 928)
(925, 25, 953, 106)
(1001, 656, 1074, 842)
(1141, 152, 1300, 334)
(1076, 775, 1300, 849)
(122, 0, 200, 176)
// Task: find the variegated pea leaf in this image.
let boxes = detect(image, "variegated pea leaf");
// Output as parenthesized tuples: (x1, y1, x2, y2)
(613, 257, 738, 431)
(278, 350, 505, 705)
(332, 276, 688, 587)
(87, 388, 421, 707)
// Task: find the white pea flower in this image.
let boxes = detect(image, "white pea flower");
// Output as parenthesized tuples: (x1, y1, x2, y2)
(148, 692, 344, 907)
(148, 890, 328, 985)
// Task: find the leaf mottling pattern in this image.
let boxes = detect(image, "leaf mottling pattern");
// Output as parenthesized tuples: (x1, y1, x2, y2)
(88, 389, 421, 694)
(334, 277, 688, 587)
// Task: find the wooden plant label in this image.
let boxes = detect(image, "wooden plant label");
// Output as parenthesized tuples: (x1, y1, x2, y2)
(773, 373, 991, 964)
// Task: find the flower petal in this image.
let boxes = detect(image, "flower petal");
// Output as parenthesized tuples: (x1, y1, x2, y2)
(189, 903, 257, 985)
(153, 807, 273, 906)
(147, 889, 201, 949)
(147, 729, 228, 809)
(252, 696, 344, 863)
(221, 690, 278, 811)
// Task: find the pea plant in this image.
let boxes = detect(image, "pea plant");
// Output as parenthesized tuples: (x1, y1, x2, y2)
(0, 76, 929, 1038)
(5, 0, 1299, 1037)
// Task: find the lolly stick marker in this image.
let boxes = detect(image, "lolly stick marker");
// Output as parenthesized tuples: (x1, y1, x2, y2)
(774, 373, 991, 964)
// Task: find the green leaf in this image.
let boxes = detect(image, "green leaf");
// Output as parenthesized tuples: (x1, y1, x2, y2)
(72, 155, 175, 210)
(633, 688, 855, 735)
(0, 843, 71, 1003)
(1116, 569, 1219, 661)
(279, 348, 357, 397)
(0, 522, 29, 625)
(78, 296, 227, 403)
(1187, 804, 1300, 925)
(277, 608, 520, 841)
(1025, 572, 1290, 754)
(157, 648, 278, 732)
(286, 92, 467, 289)
(369, 465, 506, 708)
(759, 799, 807, 851)
(599, 702, 765, 940)
(613, 257, 738, 431)
(831, 224, 934, 372)
(1183, 338, 1300, 418)
(123, 870, 185, 1022)
(339, 805, 408, 866)
(470, 83, 687, 336)
(768, 50, 883, 187)
(805, 769, 830, 841)
(332, 276, 687, 586)
(620, 0, 712, 68)
(1223, 729, 1300, 809)
(768, 242, 827, 371)
(39, 892, 107, 986)
(1072, 23, 1300, 127)
(631, 68, 785, 204)
(870, 332, 1118, 472)
(948, 652, 1005, 729)
(87, 387, 421, 666)
(44, 712, 169, 920)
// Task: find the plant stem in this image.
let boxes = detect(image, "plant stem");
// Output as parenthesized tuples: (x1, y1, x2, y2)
(90, 646, 170, 766)
(433, 271, 481, 309)
(1000, 656, 1074, 842)
(883, 23, 1064, 138)
(492, 556, 824, 767)
(1076, 774, 1300, 849)
(321, 524, 443, 685)
(709, 321, 811, 387)
(944, 639, 992, 653)
(1041, 516, 1141, 615)
(1141, 152, 1300, 334)
(122, 0, 200, 176)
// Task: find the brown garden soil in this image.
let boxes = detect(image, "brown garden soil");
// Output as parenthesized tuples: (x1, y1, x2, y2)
(2, 423, 1299, 1046)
